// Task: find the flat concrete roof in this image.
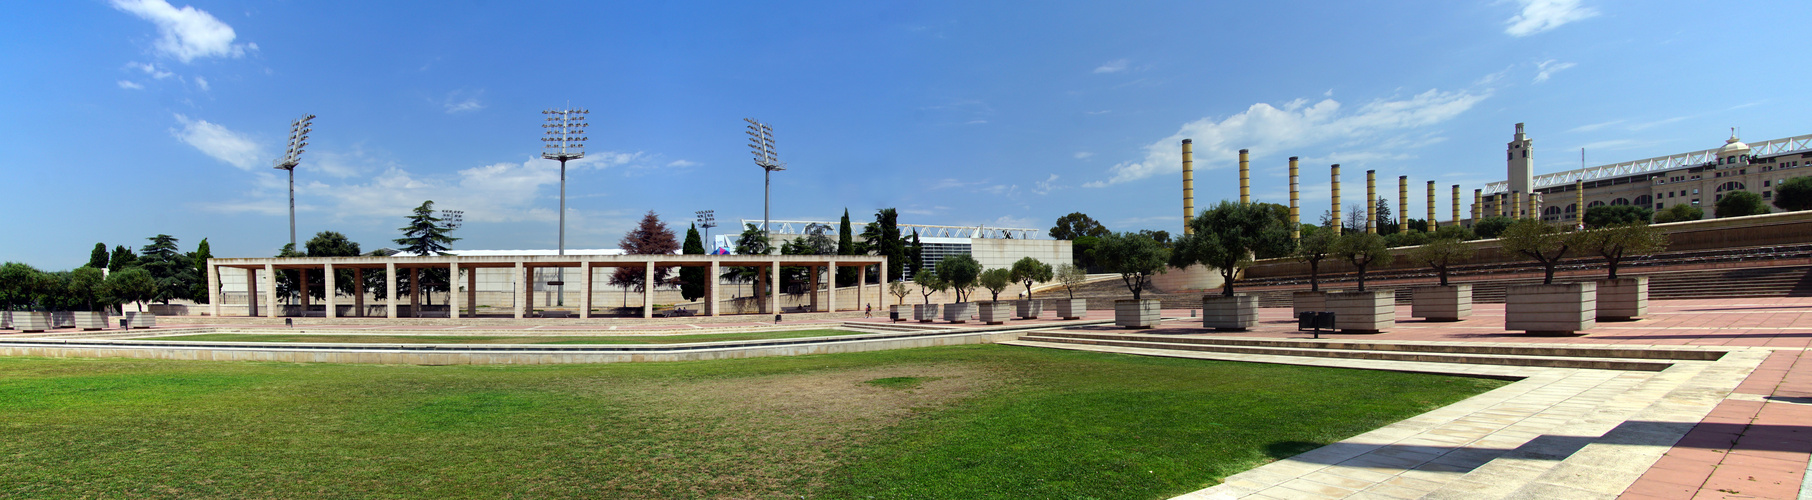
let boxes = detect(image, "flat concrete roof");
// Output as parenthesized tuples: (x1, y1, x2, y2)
(209, 254, 887, 270)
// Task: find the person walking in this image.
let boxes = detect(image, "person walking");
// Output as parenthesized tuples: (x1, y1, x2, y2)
(864, 304, 872, 318)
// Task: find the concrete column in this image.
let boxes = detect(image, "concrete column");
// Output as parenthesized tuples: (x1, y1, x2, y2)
(708, 260, 720, 317)
(827, 261, 838, 312)
(808, 264, 820, 312)
(354, 268, 365, 317)
(756, 266, 768, 314)
(856, 264, 864, 313)
(207, 262, 220, 318)
(878, 258, 888, 310)
(409, 267, 420, 318)
(1330, 164, 1343, 235)
(385, 263, 397, 319)
(299, 268, 311, 312)
(643, 261, 655, 319)
(263, 264, 278, 318)
(513, 261, 525, 319)
(246, 268, 258, 317)
(1366, 170, 1377, 234)
(323, 264, 337, 318)
(579, 261, 592, 319)
(769, 261, 781, 316)
(522, 265, 534, 317)
(466, 267, 477, 317)
(448, 262, 460, 319)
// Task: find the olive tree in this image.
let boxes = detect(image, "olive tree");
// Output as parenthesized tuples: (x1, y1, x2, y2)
(934, 254, 981, 303)
(1292, 228, 1337, 292)
(888, 280, 910, 306)
(1499, 219, 1588, 284)
(1408, 237, 1473, 286)
(1169, 200, 1293, 297)
(1009, 257, 1053, 300)
(1091, 231, 1170, 301)
(977, 268, 1013, 302)
(1335, 232, 1390, 292)
(1053, 263, 1086, 299)
(913, 270, 947, 304)
(1579, 223, 1669, 279)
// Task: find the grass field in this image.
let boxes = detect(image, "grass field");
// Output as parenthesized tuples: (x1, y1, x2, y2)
(140, 328, 865, 345)
(0, 345, 1508, 499)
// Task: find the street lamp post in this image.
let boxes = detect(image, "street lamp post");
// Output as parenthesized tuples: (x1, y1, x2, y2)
(273, 114, 315, 249)
(542, 107, 588, 306)
(744, 118, 784, 251)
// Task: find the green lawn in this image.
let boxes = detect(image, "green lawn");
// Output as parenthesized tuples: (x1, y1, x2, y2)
(0, 345, 1507, 499)
(140, 328, 864, 345)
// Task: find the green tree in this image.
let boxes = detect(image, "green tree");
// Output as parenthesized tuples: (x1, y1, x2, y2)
(1170, 200, 1293, 296)
(1292, 227, 1338, 292)
(836, 209, 858, 286)
(1053, 263, 1086, 300)
(1653, 204, 1704, 223)
(869, 208, 905, 283)
(67, 266, 105, 311)
(104, 266, 156, 312)
(1409, 237, 1473, 286)
(1385, 229, 1430, 248)
(905, 229, 923, 280)
(187, 238, 213, 303)
(1583, 205, 1654, 227)
(87, 243, 109, 269)
(1009, 257, 1053, 300)
(108, 245, 137, 273)
(1405, 219, 1429, 233)
(610, 211, 681, 297)
(1472, 216, 1515, 239)
(913, 270, 947, 305)
(1049, 212, 1110, 240)
(679, 224, 707, 302)
(0, 262, 44, 310)
(978, 268, 1013, 302)
(722, 223, 771, 296)
(274, 243, 306, 302)
(139, 234, 194, 304)
(1071, 235, 1102, 272)
(888, 280, 910, 306)
(1374, 197, 1398, 235)
(305, 231, 363, 300)
(1435, 224, 1477, 241)
(1773, 176, 1812, 211)
(1715, 191, 1770, 218)
(934, 254, 982, 303)
(1579, 223, 1669, 279)
(395, 200, 460, 256)
(1499, 219, 1586, 284)
(1091, 231, 1169, 301)
(1334, 232, 1390, 292)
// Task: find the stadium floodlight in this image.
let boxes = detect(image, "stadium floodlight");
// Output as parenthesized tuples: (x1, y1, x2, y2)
(542, 106, 588, 306)
(695, 209, 717, 249)
(273, 114, 315, 249)
(743, 118, 785, 248)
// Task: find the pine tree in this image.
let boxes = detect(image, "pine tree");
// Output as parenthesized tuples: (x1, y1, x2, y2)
(187, 238, 213, 303)
(108, 245, 137, 272)
(139, 234, 194, 304)
(836, 209, 857, 287)
(395, 200, 459, 256)
(679, 224, 706, 301)
(87, 243, 109, 269)
(872, 208, 904, 282)
(609, 211, 681, 296)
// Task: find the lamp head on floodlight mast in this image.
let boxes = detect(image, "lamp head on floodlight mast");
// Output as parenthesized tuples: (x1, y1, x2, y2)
(541, 106, 589, 267)
(744, 118, 785, 245)
(273, 114, 315, 248)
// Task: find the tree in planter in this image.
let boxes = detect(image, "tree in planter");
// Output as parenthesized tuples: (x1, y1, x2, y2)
(1091, 231, 1170, 301)
(913, 270, 947, 304)
(1170, 200, 1292, 296)
(1334, 232, 1389, 292)
(1579, 223, 1669, 279)
(1653, 204, 1704, 223)
(934, 254, 982, 303)
(1053, 263, 1085, 299)
(1583, 205, 1654, 227)
(0, 262, 45, 311)
(888, 280, 910, 306)
(1715, 191, 1770, 218)
(104, 266, 157, 312)
(978, 268, 1013, 302)
(1408, 237, 1473, 286)
(1499, 219, 1588, 284)
(1009, 257, 1053, 300)
(68, 266, 105, 311)
(1774, 176, 1812, 211)
(1292, 227, 1337, 292)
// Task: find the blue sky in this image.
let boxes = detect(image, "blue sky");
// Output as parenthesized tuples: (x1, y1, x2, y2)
(3, 0, 1808, 269)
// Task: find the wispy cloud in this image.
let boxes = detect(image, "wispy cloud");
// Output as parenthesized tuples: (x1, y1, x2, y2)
(666, 160, 700, 168)
(1033, 174, 1063, 195)
(1568, 119, 1623, 133)
(1505, 0, 1598, 37)
(1086, 87, 1489, 187)
(443, 90, 484, 114)
(111, 0, 251, 63)
(117, 80, 144, 90)
(1533, 59, 1576, 83)
(172, 114, 261, 169)
(1628, 116, 1685, 131)
(194, 76, 209, 91)
(1073, 152, 1094, 160)
(1093, 59, 1129, 74)
(127, 61, 174, 79)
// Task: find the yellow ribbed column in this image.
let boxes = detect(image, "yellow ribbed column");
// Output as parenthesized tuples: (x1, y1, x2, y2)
(1238, 149, 1251, 204)
(1512, 191, 1522, 219)
(1426, 181, 1437, 231)
(1451, 184, 1461, 227)
(1473, 189, 1483, 222)
(1398, 175, 1409, 231)
(1330, 164, 1342, 235)
(1288, 156, 1300, 240)
(1575, 179, 1584, 225)
(1182, 139, 1194, 235)
(1529, 192, 1541, 221)
(1366, 170, 1377, 234)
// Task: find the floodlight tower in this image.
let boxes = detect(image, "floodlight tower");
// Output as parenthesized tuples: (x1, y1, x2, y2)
(695, 210, 717, 249)
(273, 114, 315, 249)
(744, 118, 784, 249)
(542, 106, 588, 306)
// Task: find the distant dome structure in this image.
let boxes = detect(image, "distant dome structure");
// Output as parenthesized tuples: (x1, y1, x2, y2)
(1719, 128, 1751, 157)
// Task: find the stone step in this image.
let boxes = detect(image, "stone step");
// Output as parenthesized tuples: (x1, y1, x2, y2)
(1029, 332, 1722, 361)
(1013, 335, 1678, 371)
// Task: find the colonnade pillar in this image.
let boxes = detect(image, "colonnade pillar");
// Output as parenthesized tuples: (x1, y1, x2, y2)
(299, 268, 311, 313)
(408, 268, 420, 318)
(385, 263, 397, 318)
(708, 261, 720, 317)
(513, 262, 525, 319)
(827, 261, 838, 313)
(354, 268, 365, 317)
(466, 267, 477, 317)
(263, 264, 278, 318)
(643, 261, 655, 319)
(323, 264, 336, 318)
(207, 263, 220, 318)
(769, 261, 781, 316)
(246, 268, 258, 317)
(579, 262, 592, 319)
(448, 262, 460, 319)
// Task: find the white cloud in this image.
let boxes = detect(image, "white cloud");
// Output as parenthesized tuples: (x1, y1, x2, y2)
(172, 114, 261, 169)
(988, 216, 1038, 229)
(1073, 152, 1094, 160)
(666, 160, 700, 168)
(111, 0, 250, 63)
(1505, 0, 1599, 37)
(1532, 59, 1576, 83)
(117, 80, 144, 90)
(127, 61, 174, 79)
(1093, 59, 1129, 74)
(1568, 119, 1623, 133)
(1033, 174, 1063, 195)
(443, 90, 484, 114)
(1084, 110, 1111, 115)
(194, 76, 209, 91)
(1086, 87, 1488, 187)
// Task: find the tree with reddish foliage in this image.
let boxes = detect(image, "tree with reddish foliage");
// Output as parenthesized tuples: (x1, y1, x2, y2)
(610, 211, 681, 300)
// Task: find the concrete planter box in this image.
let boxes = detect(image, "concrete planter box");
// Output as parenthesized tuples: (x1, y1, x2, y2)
(1016, 299, 1044, 319)
(1053, 298, 1086, 320)
(1, 311, 9, 330)
(1327, 291, 1395, 333)
(1506, 282, 1596, 335)
(890, 305, 910, 320)
(13, 312, 51, 333)
(1411, 285, 1472, 322)
(1201, 294, 1259, 331)
(1292, 291, 1332, 318)
(913, 303, 941, 322)
(52, 311, 75, 328)
(1597, 277, 1648, 321)
(942, 302, 975, 323)
(1114, 299, 1161, 329)
(72, 311, 109, 331)
(978, 302, 1012, 325)
(126, 312, 157, 329)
